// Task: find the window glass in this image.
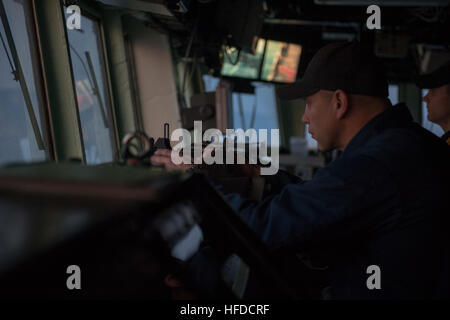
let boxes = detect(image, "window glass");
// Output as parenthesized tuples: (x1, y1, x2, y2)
(202, 74, 220, 92)
(0, 0, 47, 165)
(66, 12, 115, 164)
(305, 124, 318, 151)
(388, 84, 399, 106)
(231, 82, 279, 145)
(203, 76, 280, 144)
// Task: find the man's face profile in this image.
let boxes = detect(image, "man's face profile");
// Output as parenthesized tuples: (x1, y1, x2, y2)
(423, 84, 450, 125)
(302, 90, 339, 152)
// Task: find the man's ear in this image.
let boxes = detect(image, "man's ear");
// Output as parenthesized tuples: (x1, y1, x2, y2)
(333, 89, 349, 119)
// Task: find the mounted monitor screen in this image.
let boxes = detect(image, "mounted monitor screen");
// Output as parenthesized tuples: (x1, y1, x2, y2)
(261, 40, 302, 83)
(221, 39, 266, 80)
(221, 39, 302, 84)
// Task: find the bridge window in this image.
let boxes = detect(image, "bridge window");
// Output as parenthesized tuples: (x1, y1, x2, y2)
(388, 84, 399, 106)
(232, 82, 280, 138)
(0, 0, 48, 166)
(66, 12, 116, 164)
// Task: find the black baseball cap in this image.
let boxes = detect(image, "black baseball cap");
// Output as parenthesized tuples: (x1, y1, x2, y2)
(415, 61, 450, 89)
(277, 41, 388, 100)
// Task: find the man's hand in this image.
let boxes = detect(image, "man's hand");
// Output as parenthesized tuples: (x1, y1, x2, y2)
(150, 148, 261, 177)
(150, 149, 194, 172)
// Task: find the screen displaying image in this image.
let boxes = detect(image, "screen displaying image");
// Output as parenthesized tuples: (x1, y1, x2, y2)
(221, 39, 266, 79)
(221, 39, 302, 83)
(261, 40, 302, 83)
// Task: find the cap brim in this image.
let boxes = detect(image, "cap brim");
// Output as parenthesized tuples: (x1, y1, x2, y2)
(415, 63, 450, 89)
(415, 73, 440, 89)
(276, 80, 320, 100)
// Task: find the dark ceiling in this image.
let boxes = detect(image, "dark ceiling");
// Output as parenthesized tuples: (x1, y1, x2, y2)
(139, 0, 450, 81)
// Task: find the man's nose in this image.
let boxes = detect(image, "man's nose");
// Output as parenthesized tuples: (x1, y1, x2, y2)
(423, 92, 430, 103)
(301, 112, 308, 124)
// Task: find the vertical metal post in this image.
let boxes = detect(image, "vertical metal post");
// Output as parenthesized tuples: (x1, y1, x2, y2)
(102, 11, 137, 147)
(34, 0, 85, 162)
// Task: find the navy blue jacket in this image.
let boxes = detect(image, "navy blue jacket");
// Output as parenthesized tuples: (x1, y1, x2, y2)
(215, 104, 450, 299)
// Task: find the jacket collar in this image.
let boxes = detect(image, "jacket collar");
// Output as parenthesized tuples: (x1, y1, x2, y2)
(342, 103, 413, 156)
(442, 131, 450, 146)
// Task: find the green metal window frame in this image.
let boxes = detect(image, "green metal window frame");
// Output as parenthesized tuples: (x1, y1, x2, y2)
(33, 0, 140, 164)
(124, 33, 145, 134)
(66, 0, 121, 163)
(74, 0, 144, 160)
(101, 9, 141, 144)
(34, 0, 85, 163)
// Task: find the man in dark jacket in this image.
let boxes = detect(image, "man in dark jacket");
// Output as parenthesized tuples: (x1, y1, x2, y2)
(152, 41, 450, 299)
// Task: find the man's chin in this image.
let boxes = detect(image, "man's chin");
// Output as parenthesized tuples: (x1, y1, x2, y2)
(427, 112, 438, 123)
(317, 144, 332, 152)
